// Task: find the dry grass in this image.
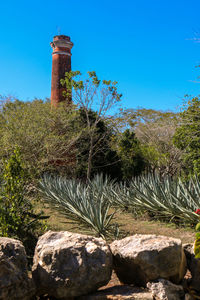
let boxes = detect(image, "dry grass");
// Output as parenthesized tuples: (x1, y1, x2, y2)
(42, 205, 195, 244)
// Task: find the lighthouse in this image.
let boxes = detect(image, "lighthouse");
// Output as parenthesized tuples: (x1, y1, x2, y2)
(50, 35, 73, 107)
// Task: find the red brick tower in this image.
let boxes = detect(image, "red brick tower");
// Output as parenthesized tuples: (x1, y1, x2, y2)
(50, 35, 73, 107)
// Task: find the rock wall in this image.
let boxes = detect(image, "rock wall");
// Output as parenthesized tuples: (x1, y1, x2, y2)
(0, 231, 198, 300)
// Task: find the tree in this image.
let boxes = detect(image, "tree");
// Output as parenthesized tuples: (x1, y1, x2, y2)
(74, 108, 122, 180)
(0, 98, 82, 178)
(113, 108, 183, 177)
(173, 96, 200, 176)
(115, 129, 145, 180)
(61, 71, 122, 180)
(0, 95, 122, 181)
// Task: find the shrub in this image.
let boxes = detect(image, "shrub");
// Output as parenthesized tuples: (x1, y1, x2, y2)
(0, 148, 47, 259)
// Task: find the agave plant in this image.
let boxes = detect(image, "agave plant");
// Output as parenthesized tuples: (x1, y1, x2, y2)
(111, 173, 200, 225)
(39, 174, 116, 238)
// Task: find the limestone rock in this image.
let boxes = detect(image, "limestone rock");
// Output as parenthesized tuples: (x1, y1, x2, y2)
(110, 234, 186, 286)
(32, 231, 112, 298)
(0, 237, 35, 300)
(183, 243, 200, 293)
(78, 285, 153, 299)
(147, 279, 185, 300)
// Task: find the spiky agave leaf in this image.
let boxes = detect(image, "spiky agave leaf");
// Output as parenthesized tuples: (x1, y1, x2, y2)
(111, 173, 200, 225)
(39, 173, 115, 238)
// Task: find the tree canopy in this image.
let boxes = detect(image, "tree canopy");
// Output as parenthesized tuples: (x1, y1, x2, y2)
(113, 108, 182, 177)
(0, 85, 122, 181)
(0, 98, 80, 177)
(173, 96, 200, 177)
(61, 71, 122, 180)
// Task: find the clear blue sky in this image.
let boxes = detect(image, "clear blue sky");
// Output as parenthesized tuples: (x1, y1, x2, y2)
(0, 0, 200, 111)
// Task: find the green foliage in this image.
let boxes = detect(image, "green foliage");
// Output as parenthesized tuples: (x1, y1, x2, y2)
(196, 223, 200, 231)
(75, 108, 121, 180)
(109, 173, 200, 225)
(39, 174, 118, 238)
(0, 87, 122, 181)
(0, 148, 46, 248)
(61, 71, 122, 180)
(173, 96, 200, 177)
(0, 147, 26, 236)
(194, 224, 200, 258)
(194, 235, 200, 259)
(115, 129, 145, 180)
(39, 171, 200, 240)
(0, 74, 129, 182)
(0, 98, 81, 177)
(114, 108, 182, 177)
(61, 71, 122, 105)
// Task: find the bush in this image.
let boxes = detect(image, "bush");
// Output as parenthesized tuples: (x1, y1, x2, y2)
(0, 99, 79, 178)
(0, 98, 122, 181)
(0, 148, 47, 259)
(116, 129, 145, 180)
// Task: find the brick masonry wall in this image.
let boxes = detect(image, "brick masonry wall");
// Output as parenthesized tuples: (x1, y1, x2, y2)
(50, 35, 73, 106)
(51, 53, 71, 105)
